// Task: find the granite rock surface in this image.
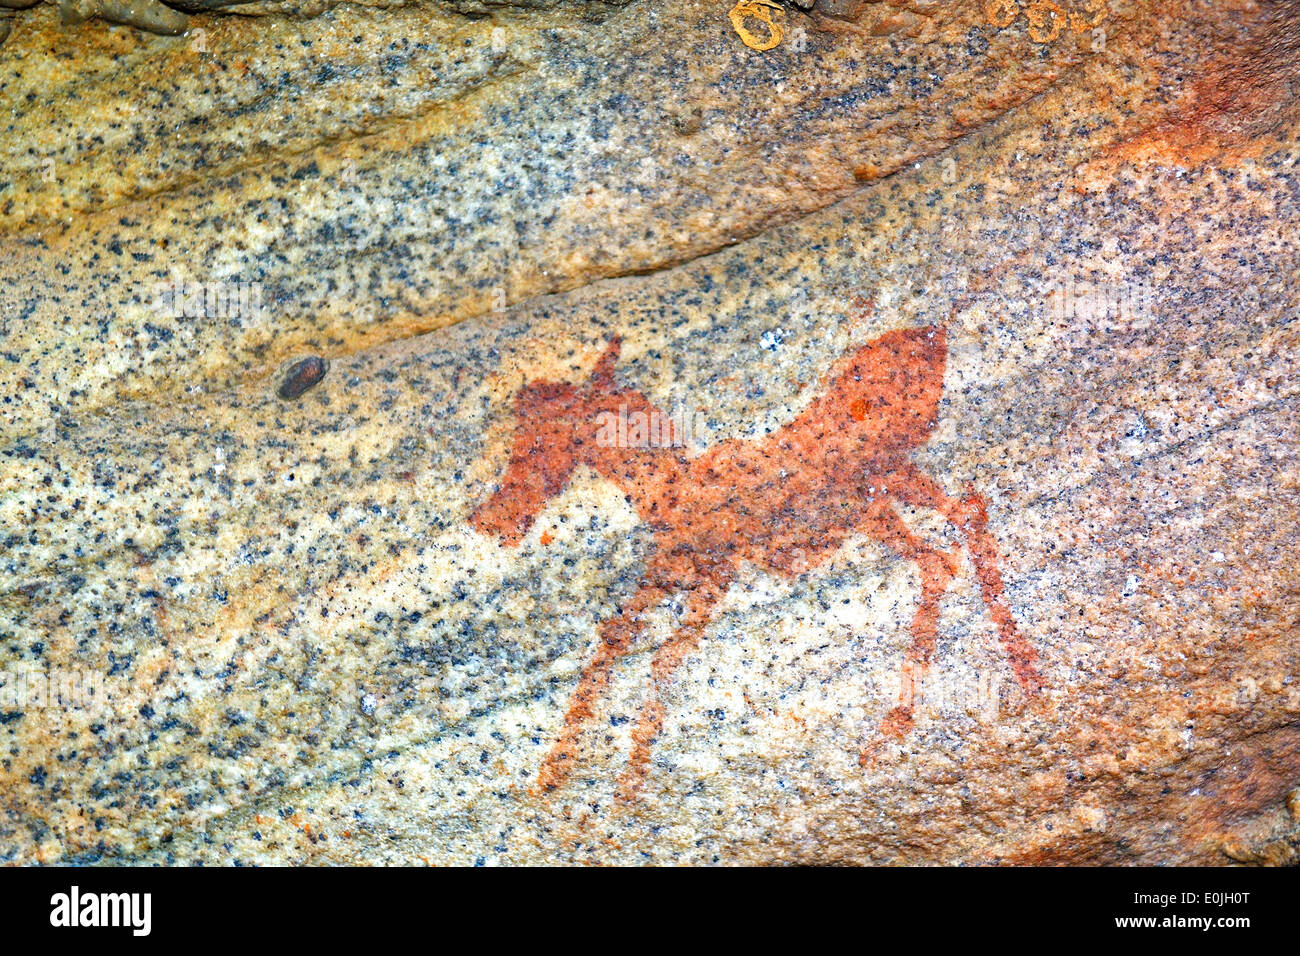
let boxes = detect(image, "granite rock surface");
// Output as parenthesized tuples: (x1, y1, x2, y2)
(2, 0, 1098, 439)
(0, 0, 1298, 864)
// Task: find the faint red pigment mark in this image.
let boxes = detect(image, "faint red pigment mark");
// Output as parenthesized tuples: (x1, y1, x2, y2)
(470, 309, 1040, 800)
(1075, 3, 1300, 184)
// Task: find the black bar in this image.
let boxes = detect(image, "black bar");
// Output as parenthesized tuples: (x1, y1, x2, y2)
(0, 865, 1282, 944)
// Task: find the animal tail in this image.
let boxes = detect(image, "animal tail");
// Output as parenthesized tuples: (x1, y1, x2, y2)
(960, 484, 1042, 695)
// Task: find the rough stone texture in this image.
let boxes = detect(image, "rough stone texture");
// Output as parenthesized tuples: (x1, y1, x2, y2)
(1, 0, 1298, 864)
(1, 0, 1097, 440)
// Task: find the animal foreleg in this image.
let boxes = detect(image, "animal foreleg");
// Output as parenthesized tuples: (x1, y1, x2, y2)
(888, 463, 1041, 695)
(959, 485, 1042, 693)
(616, 575, 730, 802)
(866, 502, 958, 742)
(535, 581, 666, 794)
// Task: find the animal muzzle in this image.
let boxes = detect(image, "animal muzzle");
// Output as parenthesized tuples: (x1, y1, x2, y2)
(468, 492, 534, 546)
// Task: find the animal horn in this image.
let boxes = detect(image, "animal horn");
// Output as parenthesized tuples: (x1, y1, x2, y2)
(588, 336, 621, 391)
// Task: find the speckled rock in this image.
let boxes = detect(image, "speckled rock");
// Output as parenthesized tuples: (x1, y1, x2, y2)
(1, 0, 1105, 441)
(1, 0, 1298, 864)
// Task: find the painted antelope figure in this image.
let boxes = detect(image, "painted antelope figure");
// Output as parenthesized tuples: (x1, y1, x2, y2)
(470, 319, 1041, 800)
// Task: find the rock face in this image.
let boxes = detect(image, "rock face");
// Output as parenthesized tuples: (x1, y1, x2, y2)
(1, 0, 1095, 440)
(1, 0, 1298, 865)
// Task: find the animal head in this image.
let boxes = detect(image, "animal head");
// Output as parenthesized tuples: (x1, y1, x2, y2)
(469, 337, 622, 545)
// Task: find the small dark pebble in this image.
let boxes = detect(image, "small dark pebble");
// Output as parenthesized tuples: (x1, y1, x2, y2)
(277, 357, 328, 400)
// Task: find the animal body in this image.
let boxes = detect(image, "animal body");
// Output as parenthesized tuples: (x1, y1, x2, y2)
(471, 322, 1040, 799)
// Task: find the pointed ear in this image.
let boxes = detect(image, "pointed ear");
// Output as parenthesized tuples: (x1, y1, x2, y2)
(849, 293, 875, 329)
(588, 336, 621, 392)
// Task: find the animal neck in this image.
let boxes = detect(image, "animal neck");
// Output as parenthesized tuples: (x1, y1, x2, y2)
(578, 390, 689, 513)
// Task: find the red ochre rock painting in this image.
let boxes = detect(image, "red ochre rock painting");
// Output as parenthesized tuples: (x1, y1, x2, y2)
(470, 313, 1041, 801)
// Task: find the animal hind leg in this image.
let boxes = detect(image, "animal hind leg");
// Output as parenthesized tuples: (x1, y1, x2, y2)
(615, 572, 732, 802)
(864, 501, 958, 743)
(535, 576, 670, 793)
(887, 462, 1041, 694)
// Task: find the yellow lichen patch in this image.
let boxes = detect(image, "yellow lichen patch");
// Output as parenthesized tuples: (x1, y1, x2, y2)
(986, 0, 1108, 44)
(730, 0, 785, 51)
